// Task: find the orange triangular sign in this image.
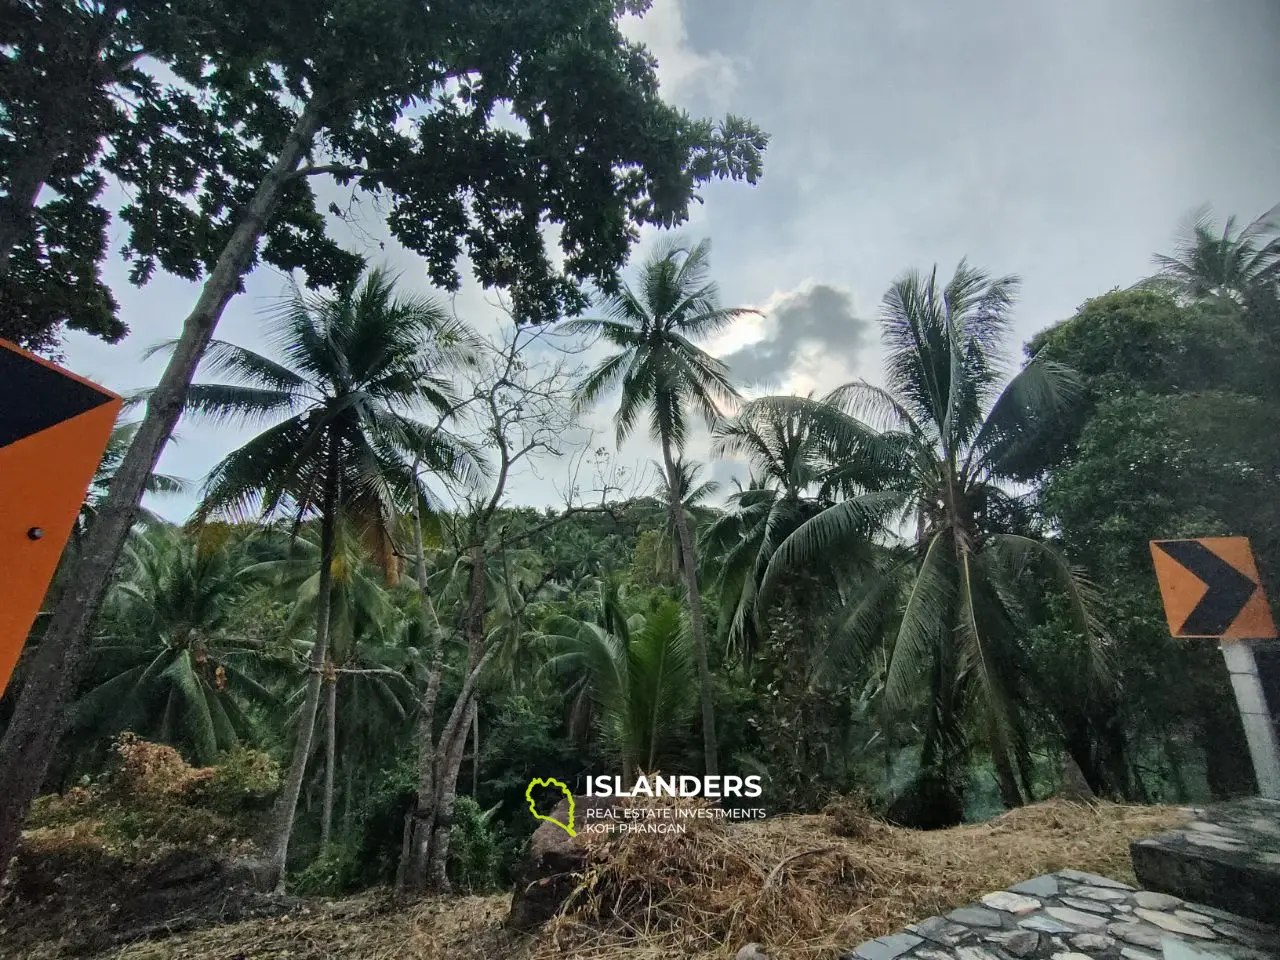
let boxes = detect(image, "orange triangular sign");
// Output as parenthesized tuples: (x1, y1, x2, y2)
(0, 339, 122, 694)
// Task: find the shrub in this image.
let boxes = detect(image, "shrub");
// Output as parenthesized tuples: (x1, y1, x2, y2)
(446, 795, 500, 892)
(196, 747, 280, 814)
(291, 851, 352, 896)
(24, 735, 261, 863)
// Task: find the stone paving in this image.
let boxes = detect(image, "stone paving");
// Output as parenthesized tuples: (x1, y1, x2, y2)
(841, 868, 1280, 960)
(1131, 798, 1280, 927)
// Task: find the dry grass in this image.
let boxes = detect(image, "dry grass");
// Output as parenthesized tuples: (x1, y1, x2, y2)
(532, 797, 1186, 960)
(26, 799, 1187, 960)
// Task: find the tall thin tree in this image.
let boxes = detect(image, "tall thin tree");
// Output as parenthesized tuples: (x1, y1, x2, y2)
(178, 268, 478, 887)
(572, 238, 755, 776)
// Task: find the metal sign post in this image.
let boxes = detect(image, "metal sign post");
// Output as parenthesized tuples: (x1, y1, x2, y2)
(1150, 537, 1280, 800)
(1220, 640, 1280, 798)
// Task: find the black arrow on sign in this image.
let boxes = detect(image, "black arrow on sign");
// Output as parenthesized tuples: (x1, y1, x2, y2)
(0, 346, 115, 449)
(1155, 539, 1258, 635)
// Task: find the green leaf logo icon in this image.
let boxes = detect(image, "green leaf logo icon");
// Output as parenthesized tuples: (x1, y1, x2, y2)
(525, 777, 576, 836)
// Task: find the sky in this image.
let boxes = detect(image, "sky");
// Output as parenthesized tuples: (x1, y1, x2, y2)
(60, 0, 1280, 521)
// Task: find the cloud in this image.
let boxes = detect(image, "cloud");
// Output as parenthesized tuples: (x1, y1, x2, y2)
(716, 281, 871, 396)
(621, 0, 737, 106)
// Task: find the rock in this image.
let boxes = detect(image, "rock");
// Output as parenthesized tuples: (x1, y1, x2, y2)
(1010, 874, 1060, 897)
(1066, 884, 1129, 902)
(1133, 908, 1216, 938)
(1189, 821, 1232, 834)
(508, 795, 621, 930)
(1213, 920, 1280, 947)
(1183, 833, 1247, 851)
(913, 915, 971, 946)
(1108, 921, 1168, 950)
(1120, 950, 1160, 960)
(1247, 816, 1280, 836)
(954, 948, 999, 960)
(1050, 954, 1093, 960)
(1070, 932, 1115, 951)
(984, 930, 1040, 956)
(1019, 915, 1077, 934)
(849, 933, 922, 960)
(1173, 909, 1215, 925)
(1132, 891, 1182, 910)
(947, 906, 1004, 927)
(980, 891, 1041, 914)
(1045, 906, 1108, 930)
(736, 943, 770, 960)
(915, 952, 955, 960)
(1056, 868, 1133, 889)
(1059, 896, 1112, 914)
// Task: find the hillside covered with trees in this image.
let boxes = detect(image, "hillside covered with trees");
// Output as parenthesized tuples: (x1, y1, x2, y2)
(1, 0, 1279, 953)
(4, 203, 1279, 901)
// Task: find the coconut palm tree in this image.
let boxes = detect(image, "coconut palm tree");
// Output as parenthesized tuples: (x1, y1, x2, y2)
(540, 598, 695, 782)
(648, 457, 719, 577)
(251, 521, 411, 852)
(571, 238, 753, 776)
(1148, 203, 1280, 308)
(72, 524, 282, 764)
(171, 267, 481, 887)
(745, 261, 1105, 817)
(703, 402, 845, 659)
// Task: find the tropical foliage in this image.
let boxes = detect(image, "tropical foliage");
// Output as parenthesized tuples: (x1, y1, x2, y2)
(5, 198, 1279, 895)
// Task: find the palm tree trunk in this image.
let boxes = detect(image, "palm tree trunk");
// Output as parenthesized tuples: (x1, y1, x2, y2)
(660, 439, 719, 776)
(0, 89, 331, 873)
(471, 708, 479, 797)
(320, 672, 338, 852)
(265, 443, 340, 890)
(992, 748, 1024, 809)
(397, 486, 447, 894)
(342, 752, 355, 839)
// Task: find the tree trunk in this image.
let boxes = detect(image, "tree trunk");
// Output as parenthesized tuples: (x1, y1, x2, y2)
(0, 90, 330, 872)
(397, 486, 448, 894)
(660, 440, 719, 776)
(426, 697, 474, 893)
(264, 441, 339, 890)
(320, 671, 338, 853)
(992, 748, 1025, 809)
(471, 708, 479, 797)
(400, 640, 499, 893)
(0, 5, 126, 273)
(0, 150, 53, 275)
(417, 543, 489, 893)
(342, 751, 355, 840)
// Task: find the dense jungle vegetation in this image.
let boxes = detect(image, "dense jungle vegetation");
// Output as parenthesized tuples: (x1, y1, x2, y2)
(1, 0, 1277, 905)
(6, 204, 1280, 895)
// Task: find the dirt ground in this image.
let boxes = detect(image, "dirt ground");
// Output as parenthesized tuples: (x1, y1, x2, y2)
(8, 799, 1187, 960)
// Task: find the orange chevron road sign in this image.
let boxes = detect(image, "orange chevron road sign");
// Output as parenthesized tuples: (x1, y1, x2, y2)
(0, 339, 121, 695)
(1150, 537, 1278, 641)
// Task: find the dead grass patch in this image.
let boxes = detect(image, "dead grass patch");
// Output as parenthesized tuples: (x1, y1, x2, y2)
(18, 799, 1187, 960)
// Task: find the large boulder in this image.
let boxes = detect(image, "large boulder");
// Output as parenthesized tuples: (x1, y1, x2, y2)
(507, 794, 618, 930)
